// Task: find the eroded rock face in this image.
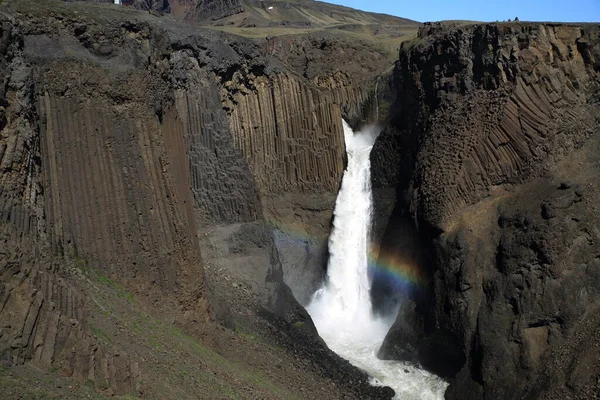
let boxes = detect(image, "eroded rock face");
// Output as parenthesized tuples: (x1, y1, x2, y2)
(373, 22, 600, 399)
(0, 1, 400, 397)
(0, 12, 178, 393)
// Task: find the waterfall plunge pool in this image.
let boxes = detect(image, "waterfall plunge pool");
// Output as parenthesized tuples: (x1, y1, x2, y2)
(306, 120, 448, 400)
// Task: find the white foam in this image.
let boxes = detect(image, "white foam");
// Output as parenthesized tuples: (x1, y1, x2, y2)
(306, 120, 448, 400)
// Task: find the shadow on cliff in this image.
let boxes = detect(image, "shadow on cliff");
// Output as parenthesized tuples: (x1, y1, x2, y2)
(370, 205, 466, 379)
(367, 38, 468, 380)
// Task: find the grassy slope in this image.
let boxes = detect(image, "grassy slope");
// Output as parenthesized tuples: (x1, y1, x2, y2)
(200, 0, 421, 61)
(0, 255, 343, 399)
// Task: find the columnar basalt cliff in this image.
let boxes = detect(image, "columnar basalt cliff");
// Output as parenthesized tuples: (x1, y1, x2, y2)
(373, 22, 600, 399)
(0, 8, 208, 393)
(6, 0, 599, 399)
(208, 32, 394, 305)
(0, 0, 409, 398)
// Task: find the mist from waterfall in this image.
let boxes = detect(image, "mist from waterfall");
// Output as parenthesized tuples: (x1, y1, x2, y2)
(306, 120, 447, 400)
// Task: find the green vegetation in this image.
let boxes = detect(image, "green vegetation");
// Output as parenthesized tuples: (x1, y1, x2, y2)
(90, 325, 111, 343)
(235, 326, 259, 340)
(292, 321, 305, 329)
(404, 35, 421, 50)
(203, 25, 317, 38)
(96, 375, 109, 391)
(67, 253, 134, 304)
(0, 372, 139, 400)
(76, 266, 304, 400)
(94, 273, 135, 304)
(148, 335, 161, 349)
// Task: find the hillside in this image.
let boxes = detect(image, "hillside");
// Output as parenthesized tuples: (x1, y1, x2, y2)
(89, 0, 421, 60)
(1, 0, 598, 399)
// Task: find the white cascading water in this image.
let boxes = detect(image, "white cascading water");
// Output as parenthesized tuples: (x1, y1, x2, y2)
(306, 121, 448, 400)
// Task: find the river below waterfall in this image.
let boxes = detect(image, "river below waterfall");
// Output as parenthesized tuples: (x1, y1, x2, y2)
(306, 121, 448, 400)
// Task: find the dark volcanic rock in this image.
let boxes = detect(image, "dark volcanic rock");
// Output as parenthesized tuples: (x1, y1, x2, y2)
(373, 21, 600, 400)
(0, 1, 403, 398)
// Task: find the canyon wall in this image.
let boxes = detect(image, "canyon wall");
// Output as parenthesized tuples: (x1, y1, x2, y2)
(373, 22, 600, 399)
(5, 1, 599, 399)
(0, 1, 394, 396)
(0, 10, 202, 393)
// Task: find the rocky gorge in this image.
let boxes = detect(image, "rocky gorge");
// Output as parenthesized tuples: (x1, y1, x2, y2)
(0, 0, 598, 399)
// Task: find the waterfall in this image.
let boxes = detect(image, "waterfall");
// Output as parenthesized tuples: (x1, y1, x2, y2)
(306, 120, 447, 400)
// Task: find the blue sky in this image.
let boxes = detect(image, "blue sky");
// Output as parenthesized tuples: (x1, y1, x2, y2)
(326, 0, 600, 23)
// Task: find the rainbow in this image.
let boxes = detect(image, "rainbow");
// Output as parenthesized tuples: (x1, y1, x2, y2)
(268, 218, 427, 294)
(368, 247, 427, 293)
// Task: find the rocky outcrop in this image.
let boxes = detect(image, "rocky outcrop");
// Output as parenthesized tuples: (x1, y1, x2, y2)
(228, 73, 346, 196)
(373, 22, 600, 399)
(12, 1, 600, 399)
(0, 12, 149, 394)
(194, 0, 244, 21)
(0, 0, 404, 397)
(0, 235, 144, 394)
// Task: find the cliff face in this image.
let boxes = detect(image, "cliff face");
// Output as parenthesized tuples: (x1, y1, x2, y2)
(0, 8, 207, 392)
(373, 22, 600, 399)
(0, 0, 404, 397)
(12, 1, 600, 399)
